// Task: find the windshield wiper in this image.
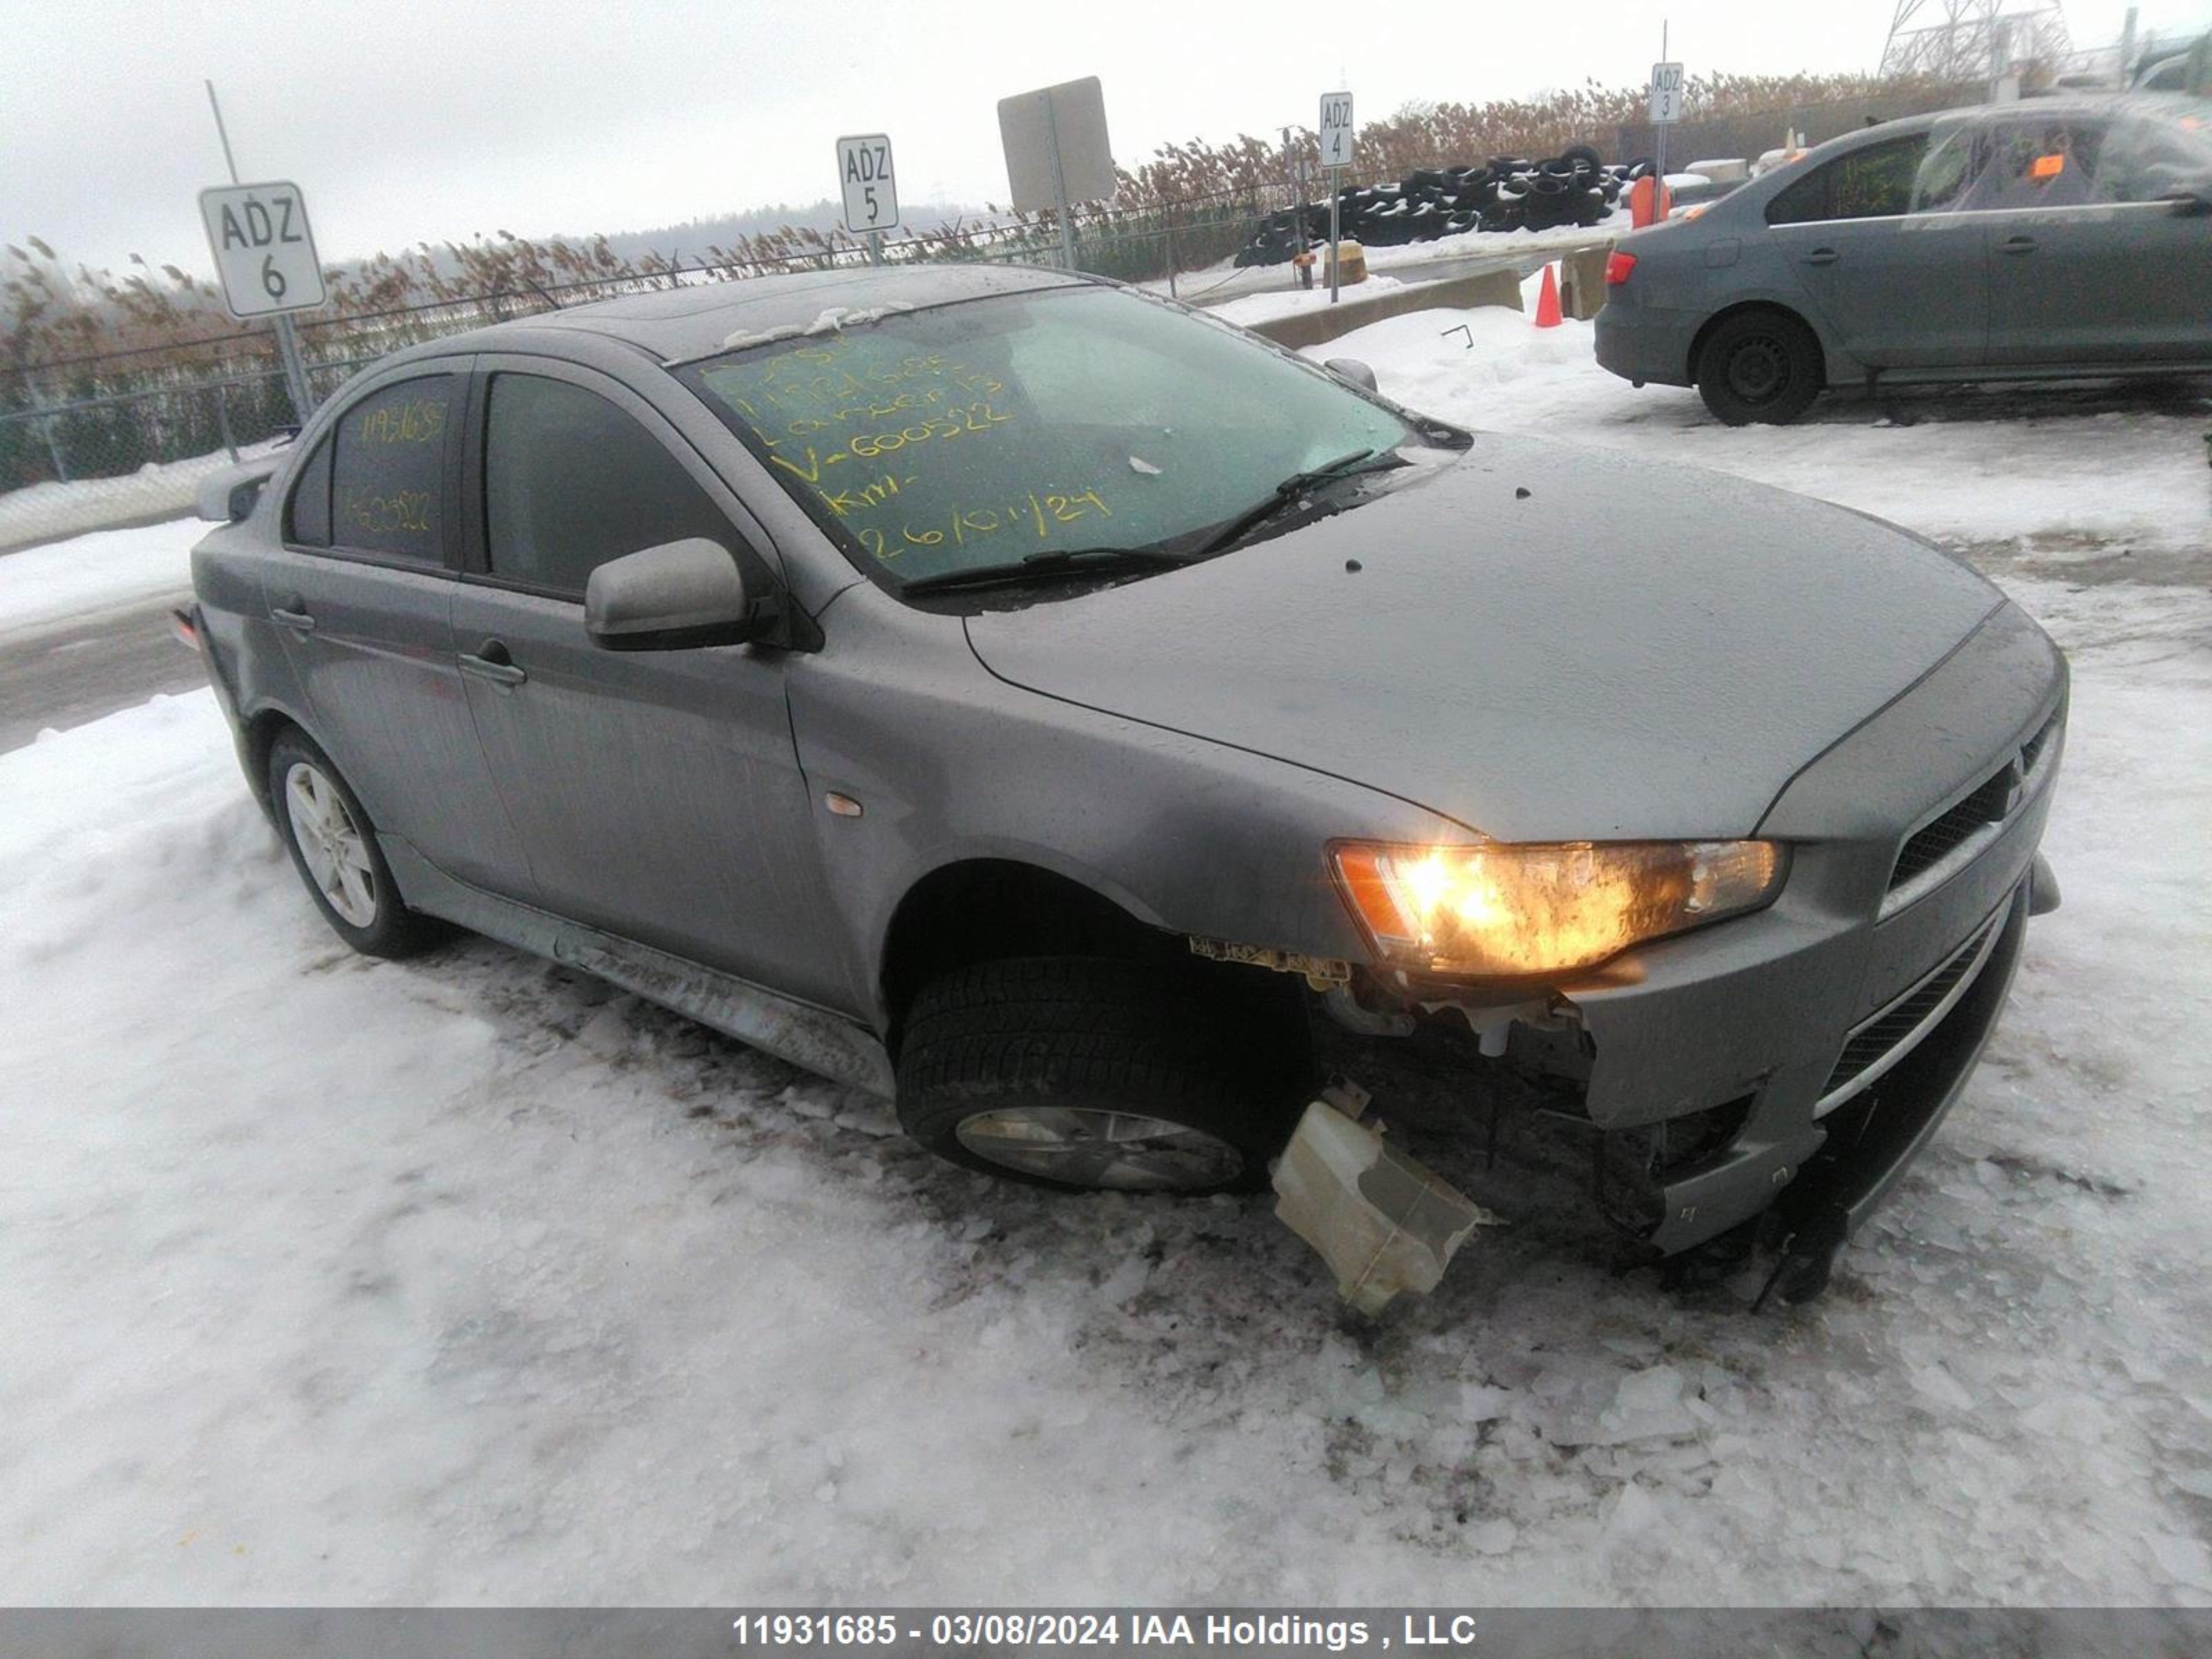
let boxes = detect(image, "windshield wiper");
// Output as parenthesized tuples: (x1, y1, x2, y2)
(1190, 448, 1408, 559)
(898, 545, 1192, 597)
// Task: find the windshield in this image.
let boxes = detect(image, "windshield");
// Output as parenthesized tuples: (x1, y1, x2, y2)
(677, 285, 1434, 591)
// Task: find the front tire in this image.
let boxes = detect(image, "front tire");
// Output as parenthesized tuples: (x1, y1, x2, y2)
(895, 957, 1309, 1194)
(268, 730, 438, 959)
(1696, 309, 1823, 426)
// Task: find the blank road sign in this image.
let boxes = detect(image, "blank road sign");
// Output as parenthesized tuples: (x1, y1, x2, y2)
(997, 76, 1116, 212)
(837, 134, 899, 234)
(1319, 92, 1356, 169)
(198, 180, 325, 319)
(1649, 62, 1685, 125)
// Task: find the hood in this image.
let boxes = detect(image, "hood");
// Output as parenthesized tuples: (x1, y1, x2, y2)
(963, 438, 2004, 841)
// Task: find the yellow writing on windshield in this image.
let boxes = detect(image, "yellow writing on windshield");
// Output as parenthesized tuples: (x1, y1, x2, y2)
(856, 487, 1110, 562)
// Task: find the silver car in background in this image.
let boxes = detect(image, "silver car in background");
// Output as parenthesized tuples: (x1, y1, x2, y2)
(1596, 95, 2212, 422)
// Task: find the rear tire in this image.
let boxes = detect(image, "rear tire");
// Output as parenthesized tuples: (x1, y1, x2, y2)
(895, 956, 1309, 1194)
(1696, 309, 1823, 426)
(268, 730, 439, 959)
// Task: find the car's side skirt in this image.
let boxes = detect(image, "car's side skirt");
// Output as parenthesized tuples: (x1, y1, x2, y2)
(380, 837, 897, 1099)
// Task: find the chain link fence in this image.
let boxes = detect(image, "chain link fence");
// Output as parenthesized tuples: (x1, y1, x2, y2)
(0, 187, 1295, 553)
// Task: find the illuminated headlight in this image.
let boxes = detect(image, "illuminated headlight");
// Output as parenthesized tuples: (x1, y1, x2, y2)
(1330, 839, 1786, 979)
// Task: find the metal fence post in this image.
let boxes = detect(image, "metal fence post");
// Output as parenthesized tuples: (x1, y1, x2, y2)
(39, 411, 68, 483)
(214, 382, 240, 462)
(1164, 209, 1178, 299)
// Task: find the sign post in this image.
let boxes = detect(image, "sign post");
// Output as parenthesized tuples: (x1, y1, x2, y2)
(200, 81, 321, 423)
(836, 133, 900, 266)
(1648, 28, 1682, 225)
(1319, 91, 1354, 303)
(997, 77, 1116, 274)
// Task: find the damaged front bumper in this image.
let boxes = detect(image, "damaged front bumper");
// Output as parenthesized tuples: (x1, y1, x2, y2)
(1310, 603, 2068, 1262)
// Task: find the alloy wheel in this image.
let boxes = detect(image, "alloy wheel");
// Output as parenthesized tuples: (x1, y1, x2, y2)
(953, 1106, 1246, 1192)
(283, 760, 378, 928)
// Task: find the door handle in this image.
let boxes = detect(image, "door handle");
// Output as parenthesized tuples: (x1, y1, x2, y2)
(458, 639, 527, 688)
(1802, 247, 1840, 266)
(270, 603, 316, 632)
(2002, 234, 2037, 255)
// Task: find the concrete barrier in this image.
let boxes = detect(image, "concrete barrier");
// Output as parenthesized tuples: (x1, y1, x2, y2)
(1242, 268, 1523, 351)
(1559, 243, 1614, 322)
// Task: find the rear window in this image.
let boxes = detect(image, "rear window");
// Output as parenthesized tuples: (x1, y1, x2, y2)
(329, 375, 456, 563)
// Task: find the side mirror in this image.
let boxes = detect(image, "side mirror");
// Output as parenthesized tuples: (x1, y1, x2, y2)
(1324, 357, 1379, 393)
(585, 538, 774, 651)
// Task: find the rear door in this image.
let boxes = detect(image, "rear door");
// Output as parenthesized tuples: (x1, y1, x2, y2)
(266, 365, 529, 894)
(448, 356, 850, 1009)
(1764, 122, 1991, 371)
(1980, 111, 2212, 366)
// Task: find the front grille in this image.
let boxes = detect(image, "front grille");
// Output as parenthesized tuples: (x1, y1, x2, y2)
(1890, 767, 2014, 886)
(1819, 908, 2003, 1112)
(1886, 707, 2061, 897)
(2019, 709, 2059, 778)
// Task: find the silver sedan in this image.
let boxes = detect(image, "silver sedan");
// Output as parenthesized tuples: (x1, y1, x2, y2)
(1595, 94, 2212, 422)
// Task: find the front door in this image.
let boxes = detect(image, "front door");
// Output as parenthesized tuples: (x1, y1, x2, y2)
(449, 359, 850, 1012)
(266, 366, 529, 894)
(1766, 124, 1991, 372)
(1979, 112, 2212, 366)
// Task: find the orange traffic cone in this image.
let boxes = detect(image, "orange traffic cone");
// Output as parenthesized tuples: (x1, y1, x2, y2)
(1533, 262, 1562, 328)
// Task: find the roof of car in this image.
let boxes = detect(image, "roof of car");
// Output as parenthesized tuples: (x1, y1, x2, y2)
(1866, 89, 2206, 137)
(402, 262, 1097, 367)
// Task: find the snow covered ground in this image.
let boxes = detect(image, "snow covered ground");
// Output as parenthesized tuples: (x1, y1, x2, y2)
(4, 306, 2211, 1606)
(0, 520, 201, 637)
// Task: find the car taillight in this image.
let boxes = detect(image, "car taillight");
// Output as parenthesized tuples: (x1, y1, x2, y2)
(1604, 251, 1638, 285)
(169, 606, 200, 650)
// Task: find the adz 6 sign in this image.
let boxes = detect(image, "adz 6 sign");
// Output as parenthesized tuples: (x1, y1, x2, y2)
(199, 181, 326, 319)
(837, 135, 900, 235)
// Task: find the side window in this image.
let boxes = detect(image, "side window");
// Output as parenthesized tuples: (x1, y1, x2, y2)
(1910, 124, 1985, 212)
(284, 436, 333, 547)
(1829, 135, 1926, 220)
(1962, 120, 2105, 211)
(1765, 162, 1829, 226)
(483, 374, 734, 597)
(329, 375, 456, 563)
(2094, 117, 2212, 204)
(1765, 136, 1927, 225)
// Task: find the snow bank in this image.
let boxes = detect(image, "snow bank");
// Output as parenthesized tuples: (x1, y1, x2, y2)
(1315, 291, 2212, 552)
(3, 565, 2210, 1602)
(0, 518, 198, 637)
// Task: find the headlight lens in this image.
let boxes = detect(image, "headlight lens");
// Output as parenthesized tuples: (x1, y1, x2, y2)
(1331, 839, 1786, 979)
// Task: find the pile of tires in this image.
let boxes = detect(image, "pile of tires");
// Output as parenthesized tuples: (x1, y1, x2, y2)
(1231, 147, 1653, 267)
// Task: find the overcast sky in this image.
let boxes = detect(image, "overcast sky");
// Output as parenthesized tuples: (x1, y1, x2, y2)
(1, 0, 2184, 278)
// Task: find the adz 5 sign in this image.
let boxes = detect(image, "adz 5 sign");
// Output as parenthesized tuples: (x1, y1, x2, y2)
(198, 181, 326, 319)
(837, 135, 900, 235)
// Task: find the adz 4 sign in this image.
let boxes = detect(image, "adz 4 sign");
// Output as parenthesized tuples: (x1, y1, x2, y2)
(198, 181, 326, 319)
(837, 135, 900, 234)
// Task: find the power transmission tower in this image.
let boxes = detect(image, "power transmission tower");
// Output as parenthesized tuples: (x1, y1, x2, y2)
(1882, 0, 2073, 79)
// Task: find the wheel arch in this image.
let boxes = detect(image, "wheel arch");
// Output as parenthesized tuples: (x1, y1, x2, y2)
(1687, 299, 1830, 389)
(877, 857, 1186, 1049)
(241, 704, 310, 818)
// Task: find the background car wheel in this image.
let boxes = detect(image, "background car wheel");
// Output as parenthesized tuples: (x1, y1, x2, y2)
(894, 956, 1309, 1195)
(267, 730, 438, 959)
(1696, 310, 1823, 426)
